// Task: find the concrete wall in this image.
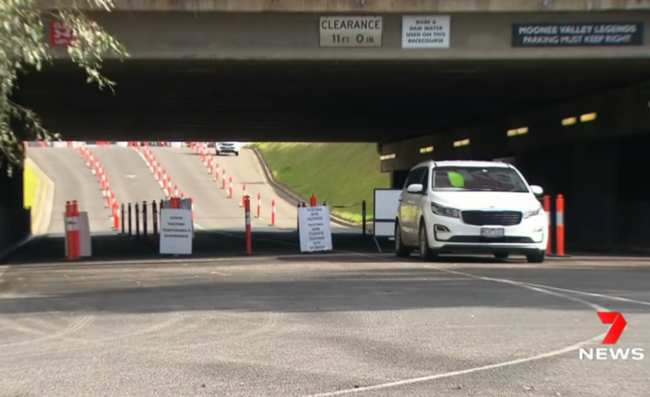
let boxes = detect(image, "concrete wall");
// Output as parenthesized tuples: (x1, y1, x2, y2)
(380, 82, 650, 171)
(48, 12, 650, 60)
(60, 0, 650, 12)
(0, 163, 31, 260)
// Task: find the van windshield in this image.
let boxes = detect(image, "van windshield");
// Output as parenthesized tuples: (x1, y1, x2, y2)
(432, 166, 529, 192)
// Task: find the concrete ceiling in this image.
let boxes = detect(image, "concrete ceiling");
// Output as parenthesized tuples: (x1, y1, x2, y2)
(13, 59, 650, 143)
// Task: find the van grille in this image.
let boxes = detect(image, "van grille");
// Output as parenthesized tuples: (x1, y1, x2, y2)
(461, 211, 522, 226)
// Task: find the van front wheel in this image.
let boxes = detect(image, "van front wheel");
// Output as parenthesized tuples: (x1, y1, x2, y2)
(419, 222, 437, 262)
(526, 250, 545, 263)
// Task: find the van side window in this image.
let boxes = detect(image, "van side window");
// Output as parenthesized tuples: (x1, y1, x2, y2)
(420, 168, 430, 190)
(404, 167, 426, 190)
(404, 169, 420, 188)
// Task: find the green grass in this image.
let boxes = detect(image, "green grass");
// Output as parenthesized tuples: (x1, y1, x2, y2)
(24, 162, 39, 211)
(252, 143, 390, 223)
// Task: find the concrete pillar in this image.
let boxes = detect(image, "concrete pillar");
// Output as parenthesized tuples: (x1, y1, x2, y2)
(569, 139, 618, 250)
(615, 134, 650, 250)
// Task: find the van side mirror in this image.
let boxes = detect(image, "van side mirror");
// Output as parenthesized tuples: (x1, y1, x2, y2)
(407, 183, 424, 194)
(530, 185, 544, 196)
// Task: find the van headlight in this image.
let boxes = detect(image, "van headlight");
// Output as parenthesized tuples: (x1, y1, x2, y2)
(431, 202, 460, 218)
(524, 207, 543, 219)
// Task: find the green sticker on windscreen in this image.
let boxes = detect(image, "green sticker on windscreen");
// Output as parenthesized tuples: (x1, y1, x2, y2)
(448, 171, 465, 187)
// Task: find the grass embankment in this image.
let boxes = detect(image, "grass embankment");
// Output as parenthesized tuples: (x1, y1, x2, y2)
(252, 143, 390, 223)
(24, 162, 39, 211)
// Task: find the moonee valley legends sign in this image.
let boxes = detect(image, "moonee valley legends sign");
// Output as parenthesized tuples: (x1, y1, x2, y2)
(512, 22, 644, 47)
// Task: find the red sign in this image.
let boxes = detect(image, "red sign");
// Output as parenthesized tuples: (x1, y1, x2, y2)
(50, 21, 74, 46)
(597, 312, 627, 344)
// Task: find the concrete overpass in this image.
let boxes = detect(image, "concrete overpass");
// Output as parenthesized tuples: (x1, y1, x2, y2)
(4, 0, 650, 255)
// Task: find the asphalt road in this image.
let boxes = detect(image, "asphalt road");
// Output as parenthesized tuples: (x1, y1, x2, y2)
(28, 147, 113, 235)
(5, 145, 387, 265)
(1, 254, 648, 397)
(149, 146, 350, 231)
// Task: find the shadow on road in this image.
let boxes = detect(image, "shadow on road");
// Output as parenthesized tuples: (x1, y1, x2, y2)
(1, 228, 394, 265)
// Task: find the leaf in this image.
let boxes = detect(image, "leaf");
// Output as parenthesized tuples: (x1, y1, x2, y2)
(0, 0, 129, 170)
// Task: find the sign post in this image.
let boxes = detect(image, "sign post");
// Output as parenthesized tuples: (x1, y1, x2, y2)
(298, 205, 333, 253)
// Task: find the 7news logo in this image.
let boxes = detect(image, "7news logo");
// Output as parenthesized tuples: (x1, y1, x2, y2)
(579, 312, 645, 361)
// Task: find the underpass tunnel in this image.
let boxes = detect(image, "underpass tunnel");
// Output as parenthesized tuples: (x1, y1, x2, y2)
(5, 58, 650, 262)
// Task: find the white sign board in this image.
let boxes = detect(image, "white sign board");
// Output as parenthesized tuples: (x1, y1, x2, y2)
(402, 16, 451, 48)
(320, 16, 383, 47)
(298, 206, 333, 253)
(373, 189, 402, 237)
(159, 208, 193, 255)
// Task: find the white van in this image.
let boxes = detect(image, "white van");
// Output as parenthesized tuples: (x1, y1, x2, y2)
(394, 160, 548, 263)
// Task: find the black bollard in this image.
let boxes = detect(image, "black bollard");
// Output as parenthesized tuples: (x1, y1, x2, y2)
(361, 200, 367, 238)
(135, 202, 140, 240)
(128, 203, 132, 237)
(152, 200, 159, 244)
(142, 201, 148, 242)
(121, 203, 126, 234)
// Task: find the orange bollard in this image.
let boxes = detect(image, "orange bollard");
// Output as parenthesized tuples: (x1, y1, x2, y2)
(271, 199, 276, 226)
(310, 193, 317, 207)
(222, 170, 226, 189)
(113, 201, 120, 230)
(229, 177, 233, 198)
(257, 193, 261, 218)
(555, 194, 565, 256)
(242, 184, 247, 207)
(543, 195, 552, 255)
(72, 201, 80, 259)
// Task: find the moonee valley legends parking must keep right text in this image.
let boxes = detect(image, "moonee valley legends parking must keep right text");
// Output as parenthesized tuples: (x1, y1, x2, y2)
(511, 23, 644, 47)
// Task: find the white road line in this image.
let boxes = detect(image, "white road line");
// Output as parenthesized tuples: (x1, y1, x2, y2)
(511, 280, 650, 307)
(305, 262, 608, 397)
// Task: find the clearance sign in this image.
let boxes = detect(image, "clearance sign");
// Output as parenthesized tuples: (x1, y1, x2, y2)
(319, 16, 383, 47)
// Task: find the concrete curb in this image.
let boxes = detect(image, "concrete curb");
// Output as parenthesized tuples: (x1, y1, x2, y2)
(248, 146, 371, 231)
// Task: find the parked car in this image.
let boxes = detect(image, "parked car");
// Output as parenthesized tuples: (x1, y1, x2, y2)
(394, 160, 547, 263)
(215, 142, 239, 156)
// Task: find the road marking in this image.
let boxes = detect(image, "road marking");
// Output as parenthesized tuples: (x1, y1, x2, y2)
(305, 262, 608, 397)
(510, 280, 650, 307)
